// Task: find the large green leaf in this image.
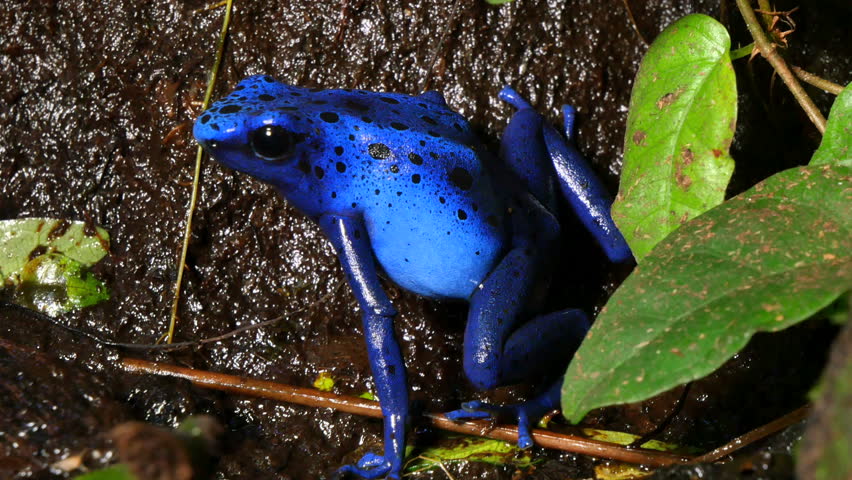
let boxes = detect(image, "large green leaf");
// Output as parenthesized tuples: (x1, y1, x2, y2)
(563, 162, 852, 422)
(612, 14, 737, 261)
(811, 83, 852, 166)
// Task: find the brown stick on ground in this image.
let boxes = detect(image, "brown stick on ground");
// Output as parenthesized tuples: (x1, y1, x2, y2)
(121, 357, 693, 467)
(691, 405, 811, 463)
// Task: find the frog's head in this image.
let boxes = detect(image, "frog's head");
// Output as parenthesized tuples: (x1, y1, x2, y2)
(193, 75, 320, 191)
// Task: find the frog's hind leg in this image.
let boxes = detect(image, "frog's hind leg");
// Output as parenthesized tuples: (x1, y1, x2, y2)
(450, 287, 588, 448)
(499, 86, 632, 263)
(446, 193, 589, 447)
(498, 86, 559, 213)
(542, 119, 632, 263)
(499, 309, 588, 384)
(460, 248, 589, 391)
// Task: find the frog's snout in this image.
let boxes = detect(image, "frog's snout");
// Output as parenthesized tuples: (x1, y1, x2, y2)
(192, 113, 213, 147)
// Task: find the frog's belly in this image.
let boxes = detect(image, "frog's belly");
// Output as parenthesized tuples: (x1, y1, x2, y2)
(365, 206, 505, 300)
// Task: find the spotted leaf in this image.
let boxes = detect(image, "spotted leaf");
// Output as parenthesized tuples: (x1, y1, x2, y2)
(612, 14, 737, 262)
(811, 83, 852, 166)
(563, 162, 852, 423)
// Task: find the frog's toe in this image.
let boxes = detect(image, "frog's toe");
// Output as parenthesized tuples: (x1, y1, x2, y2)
(515, 409, 534, 449)
(444, 403, 493, 421)
(446, 399, 513, 420)
(445, 401, 536, 449)
(337, 453, 396, 479)
(498, 86, 533, 110)
(355, 452, 385, 469)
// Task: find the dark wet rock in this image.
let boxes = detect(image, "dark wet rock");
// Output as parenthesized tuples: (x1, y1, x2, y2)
(0, 0, 848, 478)
(0, 338, 126, 478)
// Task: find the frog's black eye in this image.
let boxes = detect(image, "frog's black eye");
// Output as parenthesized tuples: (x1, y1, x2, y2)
(250, 125, 295, 161)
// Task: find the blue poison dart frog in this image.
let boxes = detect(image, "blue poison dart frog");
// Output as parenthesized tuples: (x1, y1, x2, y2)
(193, 75, 632, 479)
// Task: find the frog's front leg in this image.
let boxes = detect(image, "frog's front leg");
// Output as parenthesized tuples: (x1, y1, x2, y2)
(318, 214, 407, 480)
(446, 194, 589, 448)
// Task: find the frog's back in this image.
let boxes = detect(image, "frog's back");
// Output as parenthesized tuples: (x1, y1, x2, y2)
(313, 89, 507, 300)
(293, 87, 507, 299)
(359, 140, 506, 300)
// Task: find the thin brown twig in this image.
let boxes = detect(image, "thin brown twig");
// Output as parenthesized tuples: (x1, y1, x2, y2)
(735, 0, 826, 133)
(121, 358, 694, 467)
(754, 7, 799, 47)
(621, 0, 648, 45)
(691, 405, 811, 463)
(755, 0, 773, 31)
(420, 0, 462, 92)
(168, 0, 235, 343)
(791, 66, 845, 95)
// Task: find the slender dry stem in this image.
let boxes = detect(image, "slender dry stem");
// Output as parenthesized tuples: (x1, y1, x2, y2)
(167, 0, 234, 343)
(622, 0, 648, 45)
(735, 0, 826, 133)
(791, 66, 845, 95)
(692, 405, 810, 463)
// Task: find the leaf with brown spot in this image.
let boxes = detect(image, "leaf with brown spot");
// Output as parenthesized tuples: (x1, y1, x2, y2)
(0, 218, 111, 315)
(811, 83, 852, 166)
(563, 163, 852, 423)
(613, 15, 737, 262)
(0, 218, 110, 279)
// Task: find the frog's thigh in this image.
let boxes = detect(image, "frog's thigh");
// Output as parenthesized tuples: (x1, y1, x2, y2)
(464, 248, 537, 390)
(463, 194, 580, 390)
(498, 308, 588, 385)
(463, 248, 588, 390)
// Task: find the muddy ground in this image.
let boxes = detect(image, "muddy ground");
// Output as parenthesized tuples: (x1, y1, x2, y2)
(1, 0, 849, 479)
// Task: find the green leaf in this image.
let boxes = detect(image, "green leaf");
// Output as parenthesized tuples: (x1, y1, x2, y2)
(1, 218, 111, 314)
(404, 435, 534, 473)
(580, 428, 687, 453)
(797, 314, 852, 480)
(312, 371, 336, 392)
(563, 163, 852, 423)
(73, 465, 136, 480)
(612, 14, 737, 261)
(595, 464, 654, 480)
(811, 83, 852, 166)
(0, 218, 110, 279)
(358, 391, 378, 401)
(13, 253, 110, 315)
(484, 0, 514, 4)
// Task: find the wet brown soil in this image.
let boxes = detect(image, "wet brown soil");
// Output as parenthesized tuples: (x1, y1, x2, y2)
(1, 1, 849, 479)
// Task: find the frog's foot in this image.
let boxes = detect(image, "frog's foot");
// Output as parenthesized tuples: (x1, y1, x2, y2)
(445, 399, 546, 449)
(336, 452, 399, 479)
